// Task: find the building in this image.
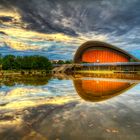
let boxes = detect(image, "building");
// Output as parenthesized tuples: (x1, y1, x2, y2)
(73, 41, 140, 73)
(52, 41, 140, 74)
(74, 41, 139, 63)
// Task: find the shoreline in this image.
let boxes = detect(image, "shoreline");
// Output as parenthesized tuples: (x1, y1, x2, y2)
(1, 70, 140, 76)
(0, 70, 52, 76)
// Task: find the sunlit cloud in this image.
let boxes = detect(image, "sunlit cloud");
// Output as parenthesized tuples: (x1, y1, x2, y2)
(0, 26, 108, 55)
(0, 86, 79, 111)
(0, 0, 140, 59)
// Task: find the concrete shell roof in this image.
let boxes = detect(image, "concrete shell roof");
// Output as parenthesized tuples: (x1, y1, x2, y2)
(74, 41, 139, 63)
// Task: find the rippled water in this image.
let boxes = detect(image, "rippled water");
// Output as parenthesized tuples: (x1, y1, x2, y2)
(0, 74, 140, 140)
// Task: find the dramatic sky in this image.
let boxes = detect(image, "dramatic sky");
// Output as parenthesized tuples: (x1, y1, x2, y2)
(0, 0, 140, 60)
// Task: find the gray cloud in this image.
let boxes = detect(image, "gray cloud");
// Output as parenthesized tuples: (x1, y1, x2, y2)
(1, 0, 140, 35)
(1, 0, 140, 59)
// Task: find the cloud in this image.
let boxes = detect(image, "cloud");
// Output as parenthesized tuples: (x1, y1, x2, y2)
(1, 0, 139, 35)
(0, 0, 140, 59)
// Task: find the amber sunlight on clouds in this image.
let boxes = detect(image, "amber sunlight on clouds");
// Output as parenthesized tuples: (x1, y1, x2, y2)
(0, 0, 140, 59)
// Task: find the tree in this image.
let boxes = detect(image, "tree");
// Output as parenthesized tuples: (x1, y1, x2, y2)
(2, 55, 15, 70)
(65, 60, 73, 64)
(1, 55, 52, 71)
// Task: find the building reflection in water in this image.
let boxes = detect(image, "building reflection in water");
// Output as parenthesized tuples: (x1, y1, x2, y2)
(73, 78, 137, 102)
(52, 73, 140, 102)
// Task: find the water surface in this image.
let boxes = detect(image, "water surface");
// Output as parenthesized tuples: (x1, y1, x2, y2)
(0, 74, 140, 140)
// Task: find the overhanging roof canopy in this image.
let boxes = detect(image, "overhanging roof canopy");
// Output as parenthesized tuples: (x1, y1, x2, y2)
(74, 41, 139, 63)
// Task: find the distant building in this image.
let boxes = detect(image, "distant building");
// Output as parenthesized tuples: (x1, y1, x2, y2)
(50, 60, 59, 64)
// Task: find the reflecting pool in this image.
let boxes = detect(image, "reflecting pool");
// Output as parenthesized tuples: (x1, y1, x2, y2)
(0, 74, 140, 140)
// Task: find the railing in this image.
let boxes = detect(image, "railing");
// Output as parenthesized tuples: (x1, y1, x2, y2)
(81, 62, 140, 66)
(53, 62, 140, 67)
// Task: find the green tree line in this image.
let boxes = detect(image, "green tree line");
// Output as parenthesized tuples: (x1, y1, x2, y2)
(0, 55, 52, 71)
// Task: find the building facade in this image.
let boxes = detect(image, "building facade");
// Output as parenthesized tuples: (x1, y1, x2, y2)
(73, 41, 140, 73)
(74, 41, 139, 63)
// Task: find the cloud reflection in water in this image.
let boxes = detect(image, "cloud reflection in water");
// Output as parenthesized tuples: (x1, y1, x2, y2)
(0, 75, 140, 140)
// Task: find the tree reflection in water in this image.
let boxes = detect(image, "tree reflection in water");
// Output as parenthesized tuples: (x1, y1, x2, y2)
(0, 75, 51, 86)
